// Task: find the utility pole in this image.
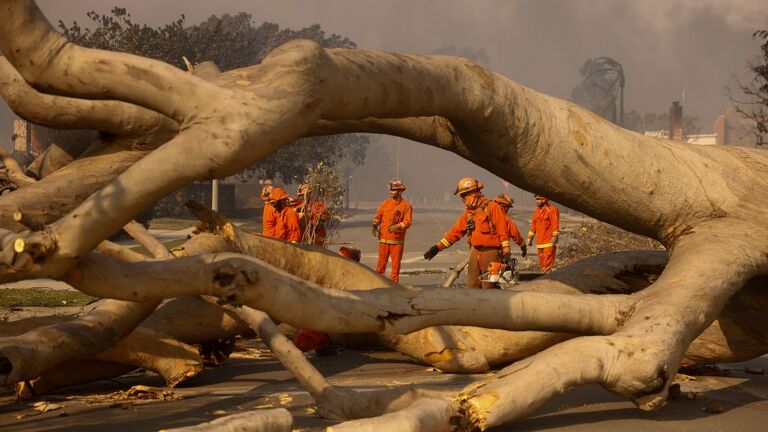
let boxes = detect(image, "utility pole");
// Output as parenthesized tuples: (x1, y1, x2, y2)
(344, 165, 351, 209)
(24, 121, 32, 157)
(211, 179, 219, 211)
(396, 140, 400, 179)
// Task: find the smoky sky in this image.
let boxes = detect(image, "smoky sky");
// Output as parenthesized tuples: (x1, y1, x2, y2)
(33, 0, 767, 124)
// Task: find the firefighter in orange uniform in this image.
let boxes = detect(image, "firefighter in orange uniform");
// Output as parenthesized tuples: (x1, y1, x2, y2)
(424, 177, 511, 289)
(527, 194, 560, 272)
(296, 183, 329, 246)
(260, 184, 278, 237)
(269, 186, 301, 243)
(493, 193, 527, 258)
(372, 179, 413, 283)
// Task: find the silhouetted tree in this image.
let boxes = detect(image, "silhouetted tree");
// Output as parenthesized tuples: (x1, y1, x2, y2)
(571, 57, 625, 125)
(731, 29, 768, 146)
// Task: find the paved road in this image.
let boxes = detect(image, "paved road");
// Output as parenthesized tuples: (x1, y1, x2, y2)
(1, 345, 765, 432)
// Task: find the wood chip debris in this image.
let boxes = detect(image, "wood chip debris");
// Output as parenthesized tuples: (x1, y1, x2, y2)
(34, 401, 63, 413)
(85, 385, 177, 404)
(674, 373, 697, 382)
(15, 401, 64, 419)
(229, 347, 274, 359)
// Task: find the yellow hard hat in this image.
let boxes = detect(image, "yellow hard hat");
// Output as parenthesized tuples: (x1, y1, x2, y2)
(388, 179, 407, 191)
(454, 177, 483, 195)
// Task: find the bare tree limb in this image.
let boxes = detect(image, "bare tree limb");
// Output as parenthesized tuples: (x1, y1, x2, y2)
(161, 408, 292, 432)
(0, 56, 177, 137)
(123, 220, 173, 260)
(68, 252, 629, 337)
(0, 147, 35, 187)
(0, 298, 157, 384)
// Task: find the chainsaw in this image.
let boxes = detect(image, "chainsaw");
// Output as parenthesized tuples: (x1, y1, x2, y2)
(480, 257, 519, 287)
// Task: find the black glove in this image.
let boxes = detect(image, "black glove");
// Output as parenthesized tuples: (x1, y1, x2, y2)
(502, 252, 512, 265)
(520, 244, 527, 258)
(423, 245, 440, 260)
(371, 225, 379, 238)
(552, 235, 559, 246)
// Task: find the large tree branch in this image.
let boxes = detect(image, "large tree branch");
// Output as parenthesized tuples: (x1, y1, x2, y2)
(457, 226, 768, 429)
(2, 17, 764, 280)
(68, 252, 629, 337)
(0, 56, 177, 137)
(0, 298, 157, 384)
(311, 116, 470, 158)
(0, 144, 146, 231)
(0, 1, 221, 122)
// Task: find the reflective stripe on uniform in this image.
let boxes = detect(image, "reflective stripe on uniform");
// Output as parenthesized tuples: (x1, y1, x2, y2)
(527, 231, 534, 237)
(536, 242, 553, 248)
(501, 240, 510, 247)
(380, 239, 404, 245)
(439, 238, 452, 248)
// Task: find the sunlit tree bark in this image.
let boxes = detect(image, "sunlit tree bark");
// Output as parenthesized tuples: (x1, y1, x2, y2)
(0, 1, 767, 430)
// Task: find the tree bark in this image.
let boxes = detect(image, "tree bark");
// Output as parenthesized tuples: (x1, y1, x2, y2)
(0, 1, 767, 429)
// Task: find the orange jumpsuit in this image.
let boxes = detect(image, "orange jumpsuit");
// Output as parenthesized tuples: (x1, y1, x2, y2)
(528, 204, 560, 272)
(275, 206, 301, 243)
(262, 203, 277, 237)
(505, 216, 525, 246)
(437, 199, 510, 288)
(298, 199, 329, 245)
(373, 197, 413, 283)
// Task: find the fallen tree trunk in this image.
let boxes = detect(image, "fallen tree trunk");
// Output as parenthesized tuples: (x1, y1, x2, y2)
(0, 2, 767, 429)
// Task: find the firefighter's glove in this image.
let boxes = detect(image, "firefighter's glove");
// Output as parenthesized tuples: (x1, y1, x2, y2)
(552, 235, 559, 246)
(423, 245, 440, 260)
(520, 244, 527, 258)
(371, 225, 379, 238)
(502, 252, 512, 265)
(527, 236, 534, 247)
